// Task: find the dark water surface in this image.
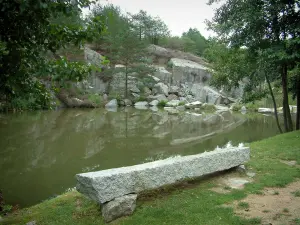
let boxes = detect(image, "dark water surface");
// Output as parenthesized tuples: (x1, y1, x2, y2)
(0, 108, 279, 207)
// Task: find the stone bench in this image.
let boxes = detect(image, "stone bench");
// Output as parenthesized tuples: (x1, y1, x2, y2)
(76, 146, 250, 222)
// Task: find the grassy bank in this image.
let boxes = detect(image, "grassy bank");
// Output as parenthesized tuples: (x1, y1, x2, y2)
(2, 131, 300, 225)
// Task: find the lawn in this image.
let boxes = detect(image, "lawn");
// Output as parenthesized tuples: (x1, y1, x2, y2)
(2, 131, 300, 225)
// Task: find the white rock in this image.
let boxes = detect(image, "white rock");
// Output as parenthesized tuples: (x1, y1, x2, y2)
(102, 194, 137, 223)
(134, 101, 149, 110)
(105, 99, 118, 108)
(258, 108, 274, 113)
(149, 100, 159, 106)
(166, 100, 180, 107)
(76, 147, 250, 204)
(185, 101, 202, 109)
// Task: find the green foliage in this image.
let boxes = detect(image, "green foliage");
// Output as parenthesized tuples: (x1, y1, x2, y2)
(131, 10, 170, 45)
(0, 0, 103, 111)
(182, 28, 208, 56)
(88, 94, 102, 106)
(157, 100, 167, 107)
(178, 101, 185, 106)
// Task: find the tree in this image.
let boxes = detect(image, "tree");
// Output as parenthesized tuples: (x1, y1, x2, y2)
(101, 18, 155, 98)
(204, 40, 284, 133)
(0, 0, 103, 110)
(182, 28, 207, 56)
(207, 0, 300, 132)
(131, 11, 170, 45)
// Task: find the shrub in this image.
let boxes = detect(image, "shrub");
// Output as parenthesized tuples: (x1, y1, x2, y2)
(88, 94, 102, 106)
(157, 100, 167, 107)
(178, 101, 185, 106)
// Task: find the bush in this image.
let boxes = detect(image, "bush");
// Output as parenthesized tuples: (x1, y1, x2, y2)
(157, 100, 167, 107)
(88, 94, 102, 106)
(178, 101, 185, 106)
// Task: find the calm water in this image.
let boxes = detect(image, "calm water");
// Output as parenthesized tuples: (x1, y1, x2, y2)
(0, 108, 279, 207)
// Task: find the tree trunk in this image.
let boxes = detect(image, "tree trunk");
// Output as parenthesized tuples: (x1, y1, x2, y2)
(282, 65, 293, 132)
(296, 76, 300, 130)
(265, 73, 283, 133)
(125, 66, 128, 98)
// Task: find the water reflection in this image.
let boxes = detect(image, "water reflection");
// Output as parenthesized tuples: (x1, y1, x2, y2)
(0, 109, 279, 207)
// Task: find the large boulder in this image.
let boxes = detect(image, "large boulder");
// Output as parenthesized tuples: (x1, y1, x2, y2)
(102, 194, 137, 223)
(153, 82, 169, 96)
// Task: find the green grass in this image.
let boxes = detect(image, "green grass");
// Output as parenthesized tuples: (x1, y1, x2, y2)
(157, 100, 168, 108)
(2, 131, 300, 225)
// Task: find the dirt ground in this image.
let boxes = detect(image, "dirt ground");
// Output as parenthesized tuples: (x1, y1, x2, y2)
(232, 180, 300, 225)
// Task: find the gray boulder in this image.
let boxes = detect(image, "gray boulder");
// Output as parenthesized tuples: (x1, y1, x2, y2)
(169, 86, 179, 95)
(130, 86, 140, 93)
(144, 87, 152, 96)
(105, 99, 118, 108)
(153, 83, 169, 96)
(149, 100, 159, 106)
(167, 94, 179, 101)
(102, 194, 137, 223)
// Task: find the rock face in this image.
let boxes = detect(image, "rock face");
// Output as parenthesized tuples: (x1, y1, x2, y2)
(102, 194, 137, 223)
(76, 146, 250, 204)
(84, 47, 108, 94)
(153, 66, 172, 84)
(170, 58, 211, 85)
